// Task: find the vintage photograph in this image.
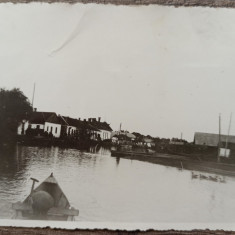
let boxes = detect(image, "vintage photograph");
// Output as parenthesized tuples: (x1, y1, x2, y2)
(0, 2, 235, 228)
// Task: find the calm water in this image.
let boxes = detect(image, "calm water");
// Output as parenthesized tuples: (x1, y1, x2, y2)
(0, 145, 235, 222)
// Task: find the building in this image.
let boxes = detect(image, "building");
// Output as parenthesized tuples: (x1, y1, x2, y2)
(111, 131, 136, 141)
(60, 116, 80, 136)
(88, 118, 113, 140)
(44, 114, 65, 138)
(18, 112, 113, 140)
(17, 111, 56, 136)
(194, 132, 235, 147)
(143, 137, 155, 148)
(169, 138, 185, 145)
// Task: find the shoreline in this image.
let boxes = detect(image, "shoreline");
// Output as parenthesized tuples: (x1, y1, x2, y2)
(111, 151, 235, 177)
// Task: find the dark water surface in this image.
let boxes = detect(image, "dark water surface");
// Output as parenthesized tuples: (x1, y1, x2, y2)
(0, 145, 235, 222)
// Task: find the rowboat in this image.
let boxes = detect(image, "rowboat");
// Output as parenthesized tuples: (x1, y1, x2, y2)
(12, 173, 79, 221)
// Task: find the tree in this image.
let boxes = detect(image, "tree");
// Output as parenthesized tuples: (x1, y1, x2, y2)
(0, 88, 32, 144)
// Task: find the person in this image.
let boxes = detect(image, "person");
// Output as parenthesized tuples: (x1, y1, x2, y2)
(49, 132, 53, 138)
(43, 131, 49, 137)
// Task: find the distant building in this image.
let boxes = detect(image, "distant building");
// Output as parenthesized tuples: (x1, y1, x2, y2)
(87, 118, 113, 140)
(111, 131, 136, 141)
(194, 132, 235, 147)
(169, 138, 185, 145)
(142, 137, 155, 148)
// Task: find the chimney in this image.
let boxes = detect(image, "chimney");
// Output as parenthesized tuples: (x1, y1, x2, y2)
(98, 117, 101, 122)
(84, 118, 86, 122)
(34, 108, 37, 112)
(78, 118, 80, 121)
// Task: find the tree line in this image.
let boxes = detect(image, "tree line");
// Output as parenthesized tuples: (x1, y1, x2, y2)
(0, 88, 32, 145)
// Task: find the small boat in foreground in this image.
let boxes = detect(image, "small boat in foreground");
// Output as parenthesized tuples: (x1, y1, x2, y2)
(12, 173, 79, 221)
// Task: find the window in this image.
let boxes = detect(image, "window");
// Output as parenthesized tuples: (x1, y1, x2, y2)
(51, 126, 53, 133)
(47, 126, 49, 131)
(55, 127, 57, 133)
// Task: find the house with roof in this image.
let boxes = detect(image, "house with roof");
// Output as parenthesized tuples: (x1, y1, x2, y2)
(143, 137, 155, 148)
(17, 111, 56, 136)
(88, 117, 113, 141)
(44, 114, 66, 138)
(111, 133, 133, 145)
(60, 116, 80, 137)
(111, 131, 136, 143)
(194, 132, 235, 147)
(18, 112, 113, 141)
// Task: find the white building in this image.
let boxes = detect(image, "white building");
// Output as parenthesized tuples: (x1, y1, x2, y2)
(61, 116, 79, 136)
(44, 114, 63, 138)
(88, 118, 112, 141)
(17, 111, 56, 136)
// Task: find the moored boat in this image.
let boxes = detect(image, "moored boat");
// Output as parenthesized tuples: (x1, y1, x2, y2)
(12, 173, 79, 221)
(111, 149, 155, 157)
(111, 150, 235, 177)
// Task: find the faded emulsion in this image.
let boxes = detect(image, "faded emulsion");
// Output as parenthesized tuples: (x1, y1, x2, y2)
(1, 3, 235, 227)
(1, 145, 235, 222)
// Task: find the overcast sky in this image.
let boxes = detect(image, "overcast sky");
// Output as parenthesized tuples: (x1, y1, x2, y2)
(1, 3, 235, 141)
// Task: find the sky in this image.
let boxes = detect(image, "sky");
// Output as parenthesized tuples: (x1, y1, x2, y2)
(1, 3, 235, 141)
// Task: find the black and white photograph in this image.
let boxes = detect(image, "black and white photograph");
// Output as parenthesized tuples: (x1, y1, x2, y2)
(0, 2, 235, 230)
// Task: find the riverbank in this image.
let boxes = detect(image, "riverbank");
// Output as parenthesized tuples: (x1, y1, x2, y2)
(15, 135, 111, 150)
(111, 150, 235, 177)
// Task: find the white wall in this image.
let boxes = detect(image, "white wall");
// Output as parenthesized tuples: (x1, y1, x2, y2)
(100, 130, 111, 140)
(17, 121, 45, 135)
(66, 126, 77, 135)
(91, 130, 101, 140)
(44, 122, 61, 138)
(17, 120, 29, 135)
(31, 124, 44, 129)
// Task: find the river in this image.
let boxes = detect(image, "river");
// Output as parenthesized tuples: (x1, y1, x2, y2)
(0, 145, 235, 222)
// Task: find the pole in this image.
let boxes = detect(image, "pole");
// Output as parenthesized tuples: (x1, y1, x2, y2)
(225, 113, 232, 158)
(32, 83, 36, 109)
(30, 177, 39, 194)
(218, 113, 221, 162)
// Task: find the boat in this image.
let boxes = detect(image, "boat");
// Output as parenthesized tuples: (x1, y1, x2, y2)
(12, 173, 79, 221)
(111, 149, 155, 158)
(111, 150, 235, 177)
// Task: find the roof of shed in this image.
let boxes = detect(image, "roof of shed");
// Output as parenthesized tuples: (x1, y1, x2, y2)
(194, 132, 235, 146)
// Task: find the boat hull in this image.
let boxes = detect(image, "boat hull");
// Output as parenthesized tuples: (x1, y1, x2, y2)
(111, 150, 235, 177)
(12, 174, 79, 221)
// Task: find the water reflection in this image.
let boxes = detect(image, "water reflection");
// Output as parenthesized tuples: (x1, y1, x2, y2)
(0, 145, 235, 222)
(115, 157, 120, 166)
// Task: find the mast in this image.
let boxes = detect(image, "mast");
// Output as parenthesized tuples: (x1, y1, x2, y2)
(225, 113, 232, 158)
(32, 83, 36, 109)
(119, 123, 122, 135)
(217, 113, 221, 162)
